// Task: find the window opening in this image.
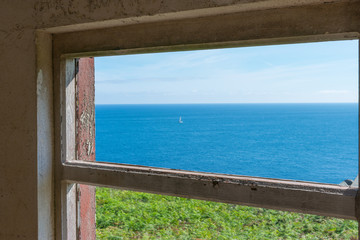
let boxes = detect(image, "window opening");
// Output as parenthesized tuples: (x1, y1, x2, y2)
(94, 40, 359, 184)
(52, 4, 360, 238)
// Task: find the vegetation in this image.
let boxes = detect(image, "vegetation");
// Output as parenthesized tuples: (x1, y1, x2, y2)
(96, 188, 357, 239)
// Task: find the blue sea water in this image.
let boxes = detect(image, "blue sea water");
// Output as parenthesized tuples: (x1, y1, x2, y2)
(95, 103, 358, 184)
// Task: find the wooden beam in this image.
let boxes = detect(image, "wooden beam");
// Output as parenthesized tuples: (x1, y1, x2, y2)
(62, 160, 358, 220)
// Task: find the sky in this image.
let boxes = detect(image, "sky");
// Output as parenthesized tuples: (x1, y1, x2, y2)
(95, 40, 358, 104)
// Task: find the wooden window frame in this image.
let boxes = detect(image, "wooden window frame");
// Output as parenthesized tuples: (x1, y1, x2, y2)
(51, 1, 360, 239)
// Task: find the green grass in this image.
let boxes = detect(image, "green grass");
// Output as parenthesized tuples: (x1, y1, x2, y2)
(96, 188, 358, 239)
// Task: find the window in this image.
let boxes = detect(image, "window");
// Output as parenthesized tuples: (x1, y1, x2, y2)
(95, 41, 358, 184)
(50, 1, 360, 238)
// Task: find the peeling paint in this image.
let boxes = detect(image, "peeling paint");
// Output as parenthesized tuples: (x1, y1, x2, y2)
(75, 58, 96, 239)
(75, 58, 95, 161)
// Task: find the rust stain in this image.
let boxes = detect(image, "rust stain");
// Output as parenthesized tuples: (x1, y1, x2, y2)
(75, 58, 96, 240)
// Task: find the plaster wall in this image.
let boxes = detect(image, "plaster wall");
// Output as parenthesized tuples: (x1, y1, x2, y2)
(0, 0, 358, 239)
(0, 2, 259, 239)
(0, 1, 288, 238)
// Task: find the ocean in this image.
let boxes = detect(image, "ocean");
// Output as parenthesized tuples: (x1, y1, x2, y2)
(95, 103, 358, 184)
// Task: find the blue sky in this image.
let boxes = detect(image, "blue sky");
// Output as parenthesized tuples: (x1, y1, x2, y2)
(95, 40, 358, 104)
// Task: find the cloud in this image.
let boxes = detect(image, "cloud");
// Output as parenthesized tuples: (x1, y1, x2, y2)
(95, 42, 358, 104)
(318, 90, 350, 94)
(95, 76, 182, 84)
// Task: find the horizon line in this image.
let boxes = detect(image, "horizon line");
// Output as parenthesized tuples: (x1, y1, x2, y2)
(95, 102, 358, 105)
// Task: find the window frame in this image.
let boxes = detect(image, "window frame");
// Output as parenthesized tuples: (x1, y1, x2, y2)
(51, 1, 360, 239)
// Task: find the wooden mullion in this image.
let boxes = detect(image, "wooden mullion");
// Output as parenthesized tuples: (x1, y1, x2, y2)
(62, 160, 358, 220)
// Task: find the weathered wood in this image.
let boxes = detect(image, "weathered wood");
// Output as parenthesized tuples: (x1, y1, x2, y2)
(62, 160, 357, 220)
(62, 183, 77, 240)
(54, 58, 78, 240)
(75, 58, 95, 162)
(75, 58, 96, 240)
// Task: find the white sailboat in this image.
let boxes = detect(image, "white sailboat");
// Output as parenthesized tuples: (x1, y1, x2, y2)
(179, 116, 183, 124)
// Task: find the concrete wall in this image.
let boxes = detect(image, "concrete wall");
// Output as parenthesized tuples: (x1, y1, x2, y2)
(0, 2, 271, 238)
(0, 0, 358, 239)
